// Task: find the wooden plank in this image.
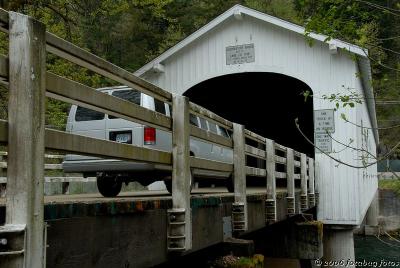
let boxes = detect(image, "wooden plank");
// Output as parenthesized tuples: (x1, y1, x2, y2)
(294, 160, 301, 167)
(189, 102, 233, 129)
(244, 129, 266, 144)
(45, 32, 172, 103)
(190, 125, 233, 148)
(46, 72, 172, 131)
(170, 95, 191, 250)
(7, 12, 46, 267)
(0, 121, 171, 164)
(275, 172, 287, 179)
(294, 174, 300, 179)
(245, 144, 266, 159)
(308, 158, 316, 207)
(274, 142, 287, 152)
(232, 123, 248, 231)
(190, 157, 233, 172)
(275, 155, 286, 165)
(0, 163, 62, 170)
(246, 166, 266, 177)
(0, 55, 8, 80)
(286, 148, 295, 216)
(45, 129, 172, 165)
(300, 153, 308, 212)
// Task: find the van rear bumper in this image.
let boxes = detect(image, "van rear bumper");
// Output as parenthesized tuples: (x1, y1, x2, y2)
(62, 159, 171, 174)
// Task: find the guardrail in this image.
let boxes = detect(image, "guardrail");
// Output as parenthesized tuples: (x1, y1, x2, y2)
(0, 9, 316, 267)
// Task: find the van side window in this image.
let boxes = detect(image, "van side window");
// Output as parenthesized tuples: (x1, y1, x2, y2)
(208, 121, 218, 134)
(154, 98, 166, 115)
(189, 114, 199, 127)
(112, 89, 141, 105)
(218, 126, 230, 138)
(109, 89, 141, 119)
(75, 106, 105, 121)
(199, 117, 207, 130)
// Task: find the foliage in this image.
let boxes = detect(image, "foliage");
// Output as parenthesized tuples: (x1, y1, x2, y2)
(379, 179, 400, 196)
(294, 0, 400, 157)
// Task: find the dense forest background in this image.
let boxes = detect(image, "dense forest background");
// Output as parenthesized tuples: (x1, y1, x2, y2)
(0, 0, 399, 157)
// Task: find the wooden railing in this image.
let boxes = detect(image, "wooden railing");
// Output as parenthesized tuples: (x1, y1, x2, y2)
(0, 9, 316, 267)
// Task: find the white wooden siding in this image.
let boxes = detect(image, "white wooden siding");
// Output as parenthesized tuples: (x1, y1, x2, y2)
(139, 13, 377, 225)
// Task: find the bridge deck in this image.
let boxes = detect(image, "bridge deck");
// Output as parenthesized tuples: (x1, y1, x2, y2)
(1, 187, 293, 221)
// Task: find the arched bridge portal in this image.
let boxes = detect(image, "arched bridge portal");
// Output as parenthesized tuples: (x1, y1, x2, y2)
(184, 72, 314, 157)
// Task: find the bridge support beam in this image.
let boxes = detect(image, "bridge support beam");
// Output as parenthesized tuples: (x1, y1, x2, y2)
(265, 139, 276, 223)
(168, 95, 192, 251)
(322, 226, 355, 268)
(1, 12, 46, 268)
(232, 123, 248, 233)
(365, 190, 379, 235)
(286, 148, 295, 217)
(300, 153, 308, 212)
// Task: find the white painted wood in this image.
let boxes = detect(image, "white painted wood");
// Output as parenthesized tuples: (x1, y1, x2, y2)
(136, 6, 378, 225)
(7, 12, 46, 268)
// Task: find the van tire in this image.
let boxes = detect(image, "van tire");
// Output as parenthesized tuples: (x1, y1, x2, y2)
(97, 175, 122, 197)
(226, 175, 234, 193)
(164, 171, 194, 194)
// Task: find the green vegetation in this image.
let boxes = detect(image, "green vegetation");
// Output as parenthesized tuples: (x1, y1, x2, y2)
(212, 254, 264, 268)
(379, 179, 400, 196)
(0, 0, 399, 158)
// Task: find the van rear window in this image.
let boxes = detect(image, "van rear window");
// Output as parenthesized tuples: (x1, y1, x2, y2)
(75, 106, 105, 121)
(109, 89, 141, 119)
(112, 89, 141, 105)
(154, 98, 166, 115)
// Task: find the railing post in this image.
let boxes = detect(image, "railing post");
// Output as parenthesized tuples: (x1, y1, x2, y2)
(0, 154, 5, 198)
(265, 139, 276, 223)
(300, 153, 308, 212)
(308, 158, 315, 207)
(314, 160, 319, 205)
(232, 123, 247, 233)
(3, 12, 46, 268)
(168, 95, 192, 252)
(286, 148, 295, 217)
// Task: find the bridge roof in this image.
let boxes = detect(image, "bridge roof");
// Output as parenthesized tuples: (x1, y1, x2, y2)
(134, 4, 368, 77)
(134, 4, 378, 143)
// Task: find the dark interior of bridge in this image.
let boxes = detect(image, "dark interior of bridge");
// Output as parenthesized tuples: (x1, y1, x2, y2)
(184, 72, 315, 158)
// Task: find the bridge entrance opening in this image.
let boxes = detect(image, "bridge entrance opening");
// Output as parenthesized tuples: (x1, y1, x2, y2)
(184, 72, 314, 157)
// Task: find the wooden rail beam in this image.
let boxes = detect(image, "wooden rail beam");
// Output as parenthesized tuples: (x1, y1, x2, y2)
(46, 72, 172, 131)
(4, 12, 46, 268)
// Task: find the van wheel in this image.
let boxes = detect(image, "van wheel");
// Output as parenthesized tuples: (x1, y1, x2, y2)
(97, 175, 122, 197)
(164, 171, 194, 194)
(226, 175, 234, 193)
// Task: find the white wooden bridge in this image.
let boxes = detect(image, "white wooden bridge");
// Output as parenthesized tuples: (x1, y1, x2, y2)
(0, 5, 378, 268)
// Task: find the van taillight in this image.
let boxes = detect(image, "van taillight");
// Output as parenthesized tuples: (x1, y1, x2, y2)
(144, 127, 156, 145)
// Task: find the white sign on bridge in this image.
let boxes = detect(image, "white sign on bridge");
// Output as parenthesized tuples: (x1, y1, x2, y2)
(226, 44, 255, 65)
(314, 109, 335, 153)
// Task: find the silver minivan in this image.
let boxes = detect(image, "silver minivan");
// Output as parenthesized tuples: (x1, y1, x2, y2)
(62, 86, 234, 197)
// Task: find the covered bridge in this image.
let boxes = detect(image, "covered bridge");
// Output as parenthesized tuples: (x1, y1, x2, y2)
(135, 4, 378, 261)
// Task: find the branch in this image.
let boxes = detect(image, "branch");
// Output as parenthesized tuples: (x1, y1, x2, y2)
(295, 118, 400, 168)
